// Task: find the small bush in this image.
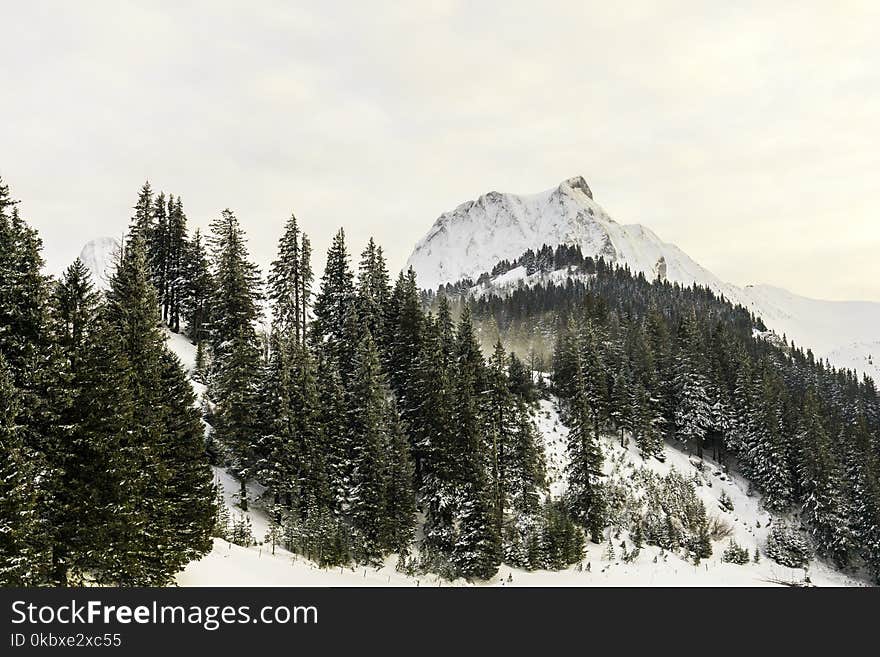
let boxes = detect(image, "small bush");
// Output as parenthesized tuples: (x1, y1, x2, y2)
(709, 516, 734, 540)
(718, 490, 734, 512)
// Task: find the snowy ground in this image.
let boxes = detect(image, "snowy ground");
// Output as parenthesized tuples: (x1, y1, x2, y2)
(165, 329, 868, 587)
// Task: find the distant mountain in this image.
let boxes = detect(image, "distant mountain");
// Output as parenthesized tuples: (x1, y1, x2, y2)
(406, 177, 880, 381)
(78, 236, 120, 290)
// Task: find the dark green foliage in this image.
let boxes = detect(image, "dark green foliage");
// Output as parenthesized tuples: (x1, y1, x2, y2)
(207, 209, 263, 508)
(0, 354, 48, 585)
(181, 228, 214, 345)
(452, 243, 880, 574)
(0, 177, 216, 587)
(309, 228, 356, 375)
(722, 539, 750, 564)
(766, 523, 813, 568)
(504, 501, 585, 570)
(563, 324, 606, 542)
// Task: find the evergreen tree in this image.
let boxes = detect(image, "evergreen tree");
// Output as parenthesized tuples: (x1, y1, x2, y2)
(128, 181, 154, 244)
(448, 307, 501, 579)
(348, 332, 390, 561)
(149, 192, 170, 318)
(207, 209, 263, 509)
(165, 196, 188, 331)
(0, 354, 48, 585)
(386, 268, 425, 470)
(310, 228, 356, 374)
(672, 311, 713, 456)
(299, 234, 314, 346)
(103, 237, 215, 584)
(383, 405, 416, 553)
(268, 214, 302, 340)
(565, 337, 606, 542)
(181, 228, 213, 345)
(356, 238, 391, 347)
(795, 389, 853, 566)
(316, 355, 350, 510)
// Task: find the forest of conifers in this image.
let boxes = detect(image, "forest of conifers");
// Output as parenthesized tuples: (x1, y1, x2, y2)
(1, 177, 878, 586)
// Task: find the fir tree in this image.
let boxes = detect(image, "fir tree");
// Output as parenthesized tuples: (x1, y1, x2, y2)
(165, 196, 188, 331)
(672, 311, 713, 456)
(448, 307, 501, 579)
(128, 181, 154, 245)
(347, 332, 391, 562)
(207, 209, 263, 509)
(181, 228, 214, 345)
(383, 405, 416, 554)
(565, 336, 606, 542)
(310, 228, 355, 374)
(795, 389, 853, 567)
(0, 354, 48, 585)
(268, 214, 302, 340)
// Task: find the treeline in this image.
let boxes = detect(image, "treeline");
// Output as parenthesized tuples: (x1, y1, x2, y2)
(452, 248, 880, 580)
(0, 178, 214, 586)
(124, 184, 584, 579)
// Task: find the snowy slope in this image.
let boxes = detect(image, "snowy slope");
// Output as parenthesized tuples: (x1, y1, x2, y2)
(78, 236, 120, 290)
(738, 285, 880, 382)
(164, 321, 862, 587)
(175, 391, 865, 586)
(406, 178, 880, 380)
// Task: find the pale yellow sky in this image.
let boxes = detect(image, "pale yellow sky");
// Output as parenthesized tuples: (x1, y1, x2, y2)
(2, 1, 878, 300)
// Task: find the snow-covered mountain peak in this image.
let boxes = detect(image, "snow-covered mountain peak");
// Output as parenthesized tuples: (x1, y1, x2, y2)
(406, 178, 880, 382)
(558, 175, 593, 199)
(78, 236, 120, 290)
(406, 177, 706, 292)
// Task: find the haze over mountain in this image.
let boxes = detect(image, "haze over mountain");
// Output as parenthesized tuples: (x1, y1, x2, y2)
(407, 177, 880, 382)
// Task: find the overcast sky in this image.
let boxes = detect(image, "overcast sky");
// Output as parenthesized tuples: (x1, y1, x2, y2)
(2, 1, 878, 301)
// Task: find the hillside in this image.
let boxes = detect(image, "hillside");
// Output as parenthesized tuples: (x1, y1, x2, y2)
(167, 333, 865, 587)
(407, 177, 880, 382)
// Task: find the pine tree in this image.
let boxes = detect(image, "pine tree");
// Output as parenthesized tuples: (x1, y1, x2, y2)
(486, 341, 544, 534)
(0, 353, 48, 585)
(672, 311, 712, 456)
(149, 192, 170, 318)
(0, 188, 52, 438)
(299, 233, 314, 346)
(386, 268, 425, 471)
(846, 416, 880, 582)
(448, 307, 501, 579)
(348, 332, 390, 562)
(165, 196, 188, 331)
(48, 259, 122, 583)
(316, 355, 350, 511)
(128, 181, 154, 245)
(565, 337, 606, 542)
(356, 238, 391, 347)
(207, 209, 263, 509)
(268, 214, 302, 340)
(746, 370, 793, 512)
(487, 341, 512, 534)
(149, 349, 216, 576)
(96, 238, 215, 584)
(181, 228, 213, 345)
(412, 314, 456, 555)
(795, 389, 853, 567)
(383, 405, 416, 554)
(310, 228, 356, 374)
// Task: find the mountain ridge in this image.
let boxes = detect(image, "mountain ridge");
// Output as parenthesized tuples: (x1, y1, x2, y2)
(406, 177, 880, 381)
